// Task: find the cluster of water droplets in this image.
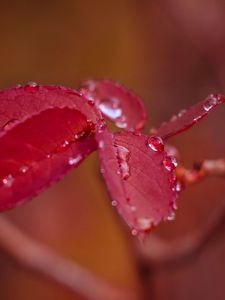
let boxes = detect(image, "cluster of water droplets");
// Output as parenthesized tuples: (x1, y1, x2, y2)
(147, 135, 179, 222)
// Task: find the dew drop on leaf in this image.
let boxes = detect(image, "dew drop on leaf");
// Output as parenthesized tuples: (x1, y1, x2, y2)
(56, 140, 70, 152)
(116, 145, 131, 180)
(98, 140, 105, 149)
(74, 131, 87, 140)
(68, 155, 82, 166)
(131, 229, 138, 236)
(24, 82, 39, 93)
(2, 174, 14, 188)
(19, 165, 29, 174)
(137, 217, 153, 231)
(167, 211, 176, 221)
(203, 96, 218, 111)
(147, 135, 164, 152)
(162, 156, 178, 172)
(98, 97, 122, 120)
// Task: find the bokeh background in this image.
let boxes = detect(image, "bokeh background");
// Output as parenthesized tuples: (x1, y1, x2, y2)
(0, 1, 225, 299)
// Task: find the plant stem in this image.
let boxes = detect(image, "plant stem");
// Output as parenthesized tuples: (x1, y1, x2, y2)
(0, 216, 136, 300)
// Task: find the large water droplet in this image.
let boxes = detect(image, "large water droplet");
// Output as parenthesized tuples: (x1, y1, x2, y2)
(203, 96, 218, 111)
(147, 136, 164, 152)
(2, 174, 14, 187)
(116, 145, 131, 180)
(24, 82, 39, 93)
(98, 97, 122, 120)
(68, 155, 82, 166)
(163, 156, 178, 172)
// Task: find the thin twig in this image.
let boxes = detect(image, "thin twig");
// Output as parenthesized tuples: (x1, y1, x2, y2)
(176, 158, 225, 187)
(0, 216, 136, 300)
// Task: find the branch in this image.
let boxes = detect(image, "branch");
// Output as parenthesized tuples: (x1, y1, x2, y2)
(176, 158, 225, 187)
(0, 216, 136, 300)
(139, 200, 225, 272)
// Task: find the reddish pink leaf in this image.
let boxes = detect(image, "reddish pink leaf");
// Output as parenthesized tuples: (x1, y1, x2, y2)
(96, 129, 177, 235)
(155, 94, 225, 139)
(79, 80, 147, 130)
(0, 83, 102, 212)
(0, 83, 101, 131)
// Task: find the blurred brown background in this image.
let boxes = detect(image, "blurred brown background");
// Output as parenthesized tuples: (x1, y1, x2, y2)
(0, 1, 225, 299)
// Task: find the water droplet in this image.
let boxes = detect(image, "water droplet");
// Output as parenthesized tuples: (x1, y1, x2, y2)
(116, 145, 131, 180)
(98, 97, 122, 120)
(170, 115, 177, 122)
(87, 120, 95, 131)
(150, 127, 157, 134)
(178, 109, 186, 117)
(175, 182, 182, 192)
(111, 200, 118, 207)
(131, 229, 138, 236)
(98, 140, 104, 149)
(137, 217, 153, 231)
(130, 205, 137, 212)
(19, 165, 29, 174)
(24, 82, 39, 93)
(2, 119, 18, 131)
(82, 80, 96, 92)
(100, 168, 105, 174)
(163, 156, 178, 172)
(203, 96, 218, 111)
(169, 174, 177, 191)
(167, 211, 176, 221)
(97, 120, 106, 133)
(68, 155, 82, 166)
(193, 115, 202, 122)
(147, 136, 164, 152)
(74, 131, 86, 140)
(115, 115, 128, 129)
(171, 201, 178, 210)
(56, 140, 70, 152)
(2, 174, 14, 187)
(87, 97, 95, 106)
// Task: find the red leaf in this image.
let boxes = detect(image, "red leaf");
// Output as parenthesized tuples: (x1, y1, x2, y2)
(97, 129, 177, 235)
(0, 83, 101, 131)
(79, 80, 147, 130)
(0, 83, 101, 212)
(155, 94, 225, 139)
